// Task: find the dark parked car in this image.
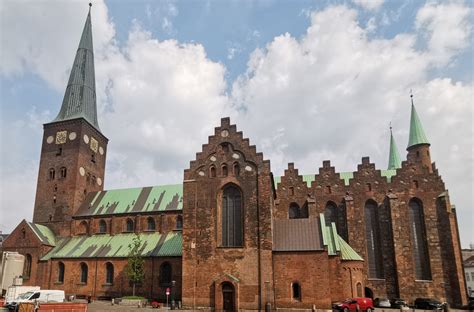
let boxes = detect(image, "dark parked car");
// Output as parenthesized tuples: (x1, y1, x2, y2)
(414, 298, 446, 310)
(390, 298, 408, 308)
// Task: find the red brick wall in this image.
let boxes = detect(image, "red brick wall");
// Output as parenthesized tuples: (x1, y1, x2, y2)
(71, 213, 182, 236)
(46, 257, 181, 300)
(33, 119, 108, 236)
(182, 118, 274, 311)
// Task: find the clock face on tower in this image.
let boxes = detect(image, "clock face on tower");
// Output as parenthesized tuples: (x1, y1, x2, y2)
(55, 131, 67, 144)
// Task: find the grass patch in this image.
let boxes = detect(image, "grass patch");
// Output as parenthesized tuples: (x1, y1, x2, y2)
(122, 296, 145, 300)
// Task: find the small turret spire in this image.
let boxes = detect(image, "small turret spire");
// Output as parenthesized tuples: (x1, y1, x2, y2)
(51, 3, 100, 131)
(407, 92, 429, 149)
(387, 123, 401, 170)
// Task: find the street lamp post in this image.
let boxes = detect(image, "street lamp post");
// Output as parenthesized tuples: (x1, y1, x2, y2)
(171, 280, 176, 310)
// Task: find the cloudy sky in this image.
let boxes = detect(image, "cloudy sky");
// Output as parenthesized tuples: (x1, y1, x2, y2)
(0, 0, 472, 246)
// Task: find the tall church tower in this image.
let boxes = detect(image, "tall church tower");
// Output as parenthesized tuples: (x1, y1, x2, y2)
(33, 4, 108, 236)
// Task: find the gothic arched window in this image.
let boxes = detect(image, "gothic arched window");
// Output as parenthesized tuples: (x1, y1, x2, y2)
(98, 220, 107, 233)
(324, 201, 338, 225)
(23, 254, 32, 278)
(289, 203, 300, 219)
(222, 164, 228, 177)
(105, 262, 114, 284)
(80, 262, 88, 283)
(159, 262, 172, 286)
(147, 217, 155, 231)
(365, 200, 384, 278)
(409, 198, 431, 280)
(222, 184, 243, 247)
(233, 162, 240, 176)
(79, 221, 89, 235)
(57, 262, 65, 283)
(210, 165, 216, 178)
(292, 282, 301, 301)
(126, 218, 134, 232)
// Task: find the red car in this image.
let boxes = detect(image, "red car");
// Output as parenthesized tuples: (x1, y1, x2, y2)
(332, 297, 374, 312)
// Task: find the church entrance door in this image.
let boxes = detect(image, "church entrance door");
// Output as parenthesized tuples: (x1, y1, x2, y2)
(222, 282, 235, 312)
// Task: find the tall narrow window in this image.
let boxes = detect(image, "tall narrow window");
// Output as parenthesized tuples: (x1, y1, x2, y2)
(222, 184, 243, 247)
(126, 219, 134, 232)
(98, 220, 107, 233)
(233, 162, 240, 176)
(49, 168, 55, 180)
(409, 198, 431, 280)
(147, 217, 156, 231)
(60, 167, 67, 178)
(79, 221, 88, 235)
(289, 203, 300, 219)
(23, 254, 32, 278)
(159, 262, 172, 286)
(356, 282, 362, 297)
(222, 164, 228, 177)
(292, 282, 301, 301)
(365, 200, 384, 278)
(176, 215, 183, 230)
(288, 187, 294, 196)
(105, 262, 114, 284)
(80, 262, 88, 283)
(324, 202, 338, 226)
(210, 166, 216, 178)
(58, 262, 65, 283)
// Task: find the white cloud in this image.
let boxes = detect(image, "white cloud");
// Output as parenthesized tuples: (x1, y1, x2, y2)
(230, 5, 473, 246)
(0, 1, 472, 247)
(352, 0, 384, 11)
(416, 1, 472, 67)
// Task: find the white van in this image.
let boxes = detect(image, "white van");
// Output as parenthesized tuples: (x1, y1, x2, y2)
(6, 290, 65, 310)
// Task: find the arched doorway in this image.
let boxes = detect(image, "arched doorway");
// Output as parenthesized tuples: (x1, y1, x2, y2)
(222, 282, 235, 312)
(364, 287, 373, 299)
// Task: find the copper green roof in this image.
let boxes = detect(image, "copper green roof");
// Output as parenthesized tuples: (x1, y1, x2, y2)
(41, 232, 182, 260)
(76, 184, 182, 216)
(51, 5, 100, 131)
(319, 214, 363, 261)
(273, 170, 397, 187)
(388, 129, 402, 170)
(407, 103, 429, 149)
(27, 222, 56, 246)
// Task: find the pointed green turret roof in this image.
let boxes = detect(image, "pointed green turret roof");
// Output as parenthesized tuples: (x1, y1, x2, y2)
(407, 96, 429, 149)
(52, 4, 100, 131)
(388, 126, 401, 170)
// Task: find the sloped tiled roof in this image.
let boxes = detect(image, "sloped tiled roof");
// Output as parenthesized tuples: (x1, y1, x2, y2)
(27, 222, 56, 246)
(273, 219, 323, 251)
(75, 184, 182, 216)
(41, 232, 182, 260)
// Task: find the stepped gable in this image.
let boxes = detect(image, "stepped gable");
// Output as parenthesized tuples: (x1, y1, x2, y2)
(311, 160, 348, 204)
(184, 117, 270, 180)
(274, 163, 312, 219)
(349, 157, 390, 201)
(390, 157, 444, 193)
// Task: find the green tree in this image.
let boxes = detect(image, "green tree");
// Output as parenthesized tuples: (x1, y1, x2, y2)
(127, 233, 145, 296)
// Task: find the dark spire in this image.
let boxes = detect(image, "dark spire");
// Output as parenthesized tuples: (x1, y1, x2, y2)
(52, 4, 100, 130)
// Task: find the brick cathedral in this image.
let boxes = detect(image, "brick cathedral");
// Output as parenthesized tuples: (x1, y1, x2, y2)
(3, 6, 468, 310)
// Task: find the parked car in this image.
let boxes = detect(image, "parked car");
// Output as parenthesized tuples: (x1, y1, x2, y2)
(374, 298, 391, 308)
(414, 298, 446, 310)
(332, 297, 374, 312)
(390, 298, 408, 308)
(6, 290, 65, 311)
